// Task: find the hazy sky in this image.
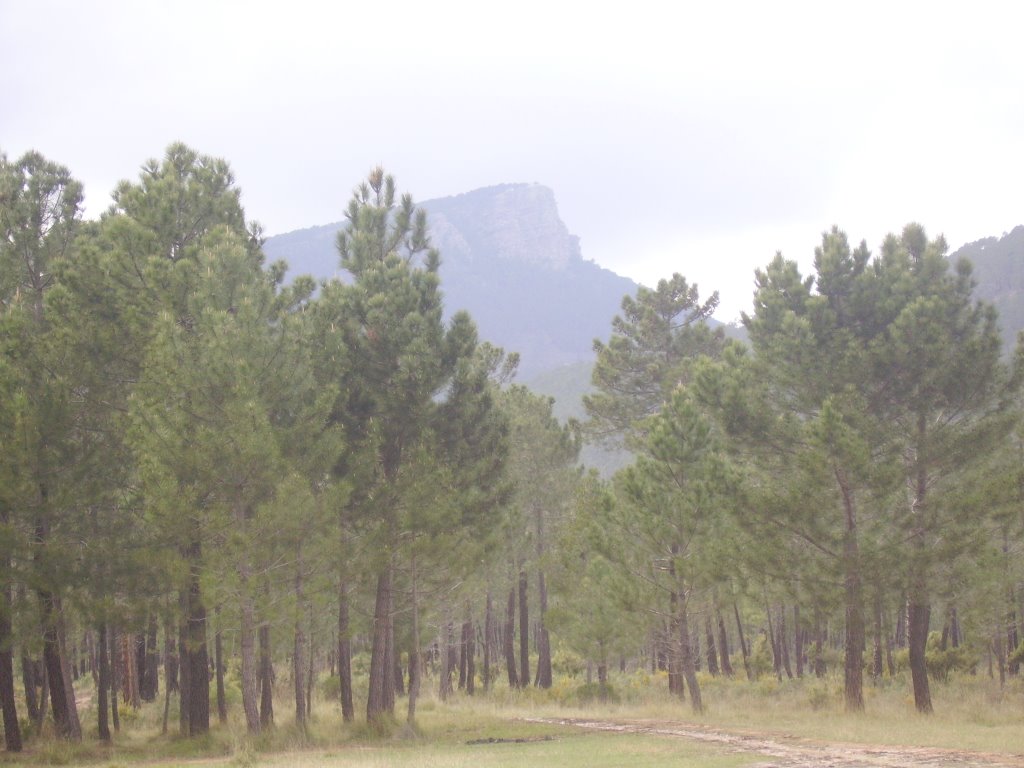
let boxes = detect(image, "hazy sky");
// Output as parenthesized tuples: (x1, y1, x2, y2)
(4, 1, 1022, 320)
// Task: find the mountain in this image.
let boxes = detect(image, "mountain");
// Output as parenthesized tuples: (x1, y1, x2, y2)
(949, 225, 1024, 352)
(264, 183, 638, 380)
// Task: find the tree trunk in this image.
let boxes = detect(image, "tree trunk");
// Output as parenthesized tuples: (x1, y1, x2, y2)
(534, 506, 552, 689)
(21, 654, 38, 725)
(678, 590, 702, 714)
(872, 593, 884, 680)
(144, 615, 159, 702)
(793, 605, 804, 678)
(733, 603, 752, 680)
(439, 614, 453, 701)
(518, 566, 529, 686)
(716, 604, 733, 677)
(294, 549, 307, 730)
(765, 599, 781, 681)
(238, 545, 261, 734)
(214, 614, 226, 724)
(108, 625, 119, 733)
(704, 614, 719, 676)
(258, 622, 273, 728)
(40, 590, 81, 740)
(97, 623, 110, 743)
(458, 618, 468, 690)
(483, 590, 493, 692)
(406, 555, 420, 724)
(0, 587, 21, 751)
(337, 581, 354, 722)
(465, 608, 476, 695)
(779, 604, 793, 679)
(908, 595, 932, 713)
(183, 543, 210, 736)
(504, 585, 519, 688)
(366, 566, 394, 723)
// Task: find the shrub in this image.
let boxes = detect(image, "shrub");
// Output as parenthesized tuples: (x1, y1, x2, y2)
(575, 681, 619, 704)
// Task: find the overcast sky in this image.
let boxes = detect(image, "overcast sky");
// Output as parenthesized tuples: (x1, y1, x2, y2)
(3, 1, 1022, 320)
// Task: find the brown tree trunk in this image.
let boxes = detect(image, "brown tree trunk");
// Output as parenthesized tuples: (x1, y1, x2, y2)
(238, 554, 261, 734)
(294, 549, 307, 730)
(0, 583, 22, 751)
(337, 581, 354, 722)
(678, 590, 702, 713)
(765, 598, 781, 681)
(21, 654, 38, 726)
(518, 566, 529, 686)
(872, 593, 884, 680)
(144, 615, 159, 702)
(716, 605, 733, 677)
(439, 614, 453, 701)
(214, 615, 226, 724)
(97, 623, 110, 744)
(406, 556, 420, 724)
(733, 603, 752, 680)
(704, 614, 719, 676)
(366, 566, 394, 723)
(779, 604, 793, 679)
(108, 625, 119, 733)
(183, 543, 210, 736)
(465, 610, 476, 695)
(258, 622, 273, 728)
(908, 596, 932, 712)
(483, 590, 493, 692)
(41, 590, 81, 740)
(504, 585, 519, 688)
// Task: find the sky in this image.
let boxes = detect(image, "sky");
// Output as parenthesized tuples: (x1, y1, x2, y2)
(3, 1, 1022, 321)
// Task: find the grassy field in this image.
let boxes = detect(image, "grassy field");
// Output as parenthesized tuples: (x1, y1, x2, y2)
(4, 668, 1024, 766)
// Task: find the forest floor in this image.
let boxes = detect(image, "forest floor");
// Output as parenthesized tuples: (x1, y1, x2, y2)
(526, 717, 1024, 768)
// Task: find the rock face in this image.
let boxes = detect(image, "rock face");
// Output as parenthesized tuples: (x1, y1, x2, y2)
(264, 183, 637, 379)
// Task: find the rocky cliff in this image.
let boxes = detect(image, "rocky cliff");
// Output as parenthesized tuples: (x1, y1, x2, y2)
(264, 183, 637, 379)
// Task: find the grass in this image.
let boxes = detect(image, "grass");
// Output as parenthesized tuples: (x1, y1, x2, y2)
(4, 667, 1024, 766)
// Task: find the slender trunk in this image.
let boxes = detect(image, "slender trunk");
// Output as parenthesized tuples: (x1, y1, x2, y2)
(733, 603, 751, 680)
(305, 612, 314, 719)
(779, 604, 792, 679)
(837, 467, 865, 711)
(458, 618, 467, 690)
(794, 605, 804, 678)
(907, 415, 933, 714)
(534, 506, 552, 689)
(465, 607, 475, 695)
(704, 614, 719, 676)
(483, 590, 493, 692)
(765, 598, 781, 681)
(177, 594, 189, 735)
(38, 661, 50, 728)
(108, 625, 119, 732)
(407, 555, 420, 724)
(238, 530, 261, 734)
(668, 594, 683, 696)
(504, 585, 519, 688)
(41, 591, 81, 740)
(366, 566, 394, 722)
(0, 587, 21, 751)
(439, 613, 453, 701)
(21, 653, 38, 725)
(518, 566, 529, 686)
(994, 625, 1007, 687)
(258, 623, 273, 728)
(144, 615, 159, 702)
(813, 610, 826, 677)
(872, 593, 884, 680)
(184, 541, 210, 736)
(161, 628, 172, 736)
(716, 603, 733, 677)
(294, 547, 307, 729)
(678, 589, 702, 714)
(97, 623, 110, 744)
(214, 612, 226, 724)
(337, 581, 353, 722)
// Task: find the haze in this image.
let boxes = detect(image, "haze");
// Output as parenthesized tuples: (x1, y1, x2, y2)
(3, 0, 1021, 320)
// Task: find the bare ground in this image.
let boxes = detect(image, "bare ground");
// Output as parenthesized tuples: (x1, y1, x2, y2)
(525, 717, 1024, 768)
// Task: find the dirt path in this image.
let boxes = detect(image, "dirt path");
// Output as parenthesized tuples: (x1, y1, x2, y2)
(525, 717, 1024, 768)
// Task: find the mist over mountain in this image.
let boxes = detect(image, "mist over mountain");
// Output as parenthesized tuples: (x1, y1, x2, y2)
(950, 225, 1024, 352)
(264, 183, 637, 380)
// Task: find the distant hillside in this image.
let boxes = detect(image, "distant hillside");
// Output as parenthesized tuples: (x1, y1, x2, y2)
(950, 225, 1024, 351)
(264, 183, 638, 379)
